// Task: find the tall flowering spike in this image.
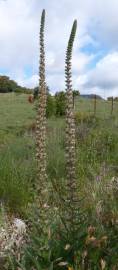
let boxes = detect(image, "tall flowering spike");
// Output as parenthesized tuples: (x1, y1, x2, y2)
(36, 10, 47, 205)
(65, 20, 78, 231)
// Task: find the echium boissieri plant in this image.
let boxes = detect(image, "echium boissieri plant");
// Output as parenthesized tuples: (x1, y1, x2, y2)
(65, 20, 79, 234)
(36, 10, 48, 209)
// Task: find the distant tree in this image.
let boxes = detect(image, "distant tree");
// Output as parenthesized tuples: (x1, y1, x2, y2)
(107, 97, 113, 101)
(114, 97, 118, 101)
(73, 90, 80, 97)
(55, 91, 66, 116)
(33, 87, 39, 99)
(0, 75, 32, 93)
(46, 86, 56, 117)
(46, 93, 55, 117)
(34, 88, 78, 117)
(73, 90, 80, 108)
(33, 85, 55, 117)
(0, 76, 18, 93)
(34, 86, 50, 99)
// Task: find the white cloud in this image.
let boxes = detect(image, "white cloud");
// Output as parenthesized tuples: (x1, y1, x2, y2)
(17, 74, 39, 89)
(0, 0, 37, 70)
(82, 52, 118, 97)
(0, 0, 118, 97)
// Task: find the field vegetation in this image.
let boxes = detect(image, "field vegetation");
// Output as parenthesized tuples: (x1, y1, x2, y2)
(0, 9, 118, 270)
(0, 92, 118, 269)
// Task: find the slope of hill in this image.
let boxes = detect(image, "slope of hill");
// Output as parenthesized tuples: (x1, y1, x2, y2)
(80, 94, 103, 99)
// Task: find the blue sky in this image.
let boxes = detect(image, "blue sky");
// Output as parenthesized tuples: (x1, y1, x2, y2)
(0, 0, 118, 97)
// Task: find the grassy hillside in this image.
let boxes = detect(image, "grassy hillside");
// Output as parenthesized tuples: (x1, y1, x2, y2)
(0, 93, 117, 213)
(0, 93, 117, 143)
(75, 96, 118, 117)
(0, 93, 118, 268)
(0, 94, 118, 213)
(0, 93, 35, 143)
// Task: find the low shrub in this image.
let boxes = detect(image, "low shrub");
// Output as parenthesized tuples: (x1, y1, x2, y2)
(75, 112, 98, 126)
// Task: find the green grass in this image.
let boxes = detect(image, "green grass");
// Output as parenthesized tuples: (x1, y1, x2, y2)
(75, 96, 118, 118)
(0, 93, 36, 213)
(0, 93, 118, 269)
(0, 93, 118, 215)
(0, 137, 36, 214)
(0, 93, 117, 144)
(0, 93, 65, 213)
(0, 93, 35, 144)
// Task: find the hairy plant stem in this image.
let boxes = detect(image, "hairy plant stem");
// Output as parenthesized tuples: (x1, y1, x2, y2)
(65, 20, 79, 234)
(36, 10, 48, 210)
